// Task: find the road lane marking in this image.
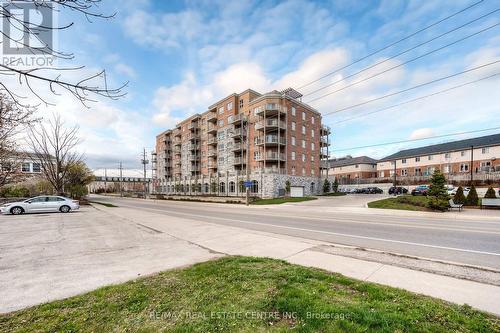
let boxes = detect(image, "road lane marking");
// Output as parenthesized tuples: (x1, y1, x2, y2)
(113, 202, 500, 257)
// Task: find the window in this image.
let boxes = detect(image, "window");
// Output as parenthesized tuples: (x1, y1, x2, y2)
(227, 102, 233, 110)
(218, 107, 224, 114)
(302, 125, 306, 134)
(218, 119, 224, 127)
(218, 143, 225, 151)
(428, 155, 433, 160)
(302, 112, 305, 120)
(443, 165, 450, 173)
(218, 131, 225, 140)
(301, 140, 306, 148)
(311, 169, 315, 176)
(291, 136, 296, 146)
(311, 142, 315, 151)
(415, 168, 422, 176)
(253, 151, 260, 160)
(482, 147, 490, 154)
(291, 151, 296, 160)
(219, 182, 226, 193)
(401, 169, 408, 176)
(415, 157, 420, 162)
(229, 181, 235, 193)
(311, 155, 315, 162)
(291, 121, 296, 131)
(218, 157, 225, 164)
(21, 163, 30, 172)
(460, 164, 469, 172)
(32, 163, 41, 173)
(250, 180, 258, 193)
(227, 115, 233, 123)
(311, 129, 315, 137)
(302, 154, 306, 162)
(402, 159, 406, 164)
(310, 182, 315, 193)
(445, 153, 450, 158)
(291, 166, 296, 175)
(311, 117, 315, 124)
(239, 99, 243, 108)
(461, 151, 466, 157)
(355, 164, 359, 168)
(291, 107, 296, 116)
(302, 167, 306, 175)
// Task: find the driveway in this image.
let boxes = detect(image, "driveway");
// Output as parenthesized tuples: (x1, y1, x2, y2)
(0, 207, 220, 313)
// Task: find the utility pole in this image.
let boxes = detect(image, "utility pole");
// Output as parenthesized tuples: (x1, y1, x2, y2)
(393, 159, 397, 195)
(119, 162, 123, 197)
(141, 148, 149, 199)
(245, 120, 250, 206)
(104, 168, 107, 193)
(470, 145, 474, 185)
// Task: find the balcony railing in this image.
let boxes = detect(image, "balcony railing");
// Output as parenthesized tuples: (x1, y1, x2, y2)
(253, 167, 287, 174)
(231, 142, 246, 151)
(255, 119, 287, 130)
(255, 135, 286, 145)
(207, 136, 217, 145)
(207, 149, 217, 157)
(253, 103, 287, 115)
(255, 151, 285, 161)
(233, 156, 247, 165)
(207, 124, 217, 133)
(231, 128, 245, 138)
(208, 162, 217, 169)
(229, 113, 246, 124)
(188, 122, 198, 130)
(189, 143, 200, 150)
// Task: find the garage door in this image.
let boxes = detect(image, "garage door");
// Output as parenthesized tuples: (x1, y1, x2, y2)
(290, 186, 304, 197)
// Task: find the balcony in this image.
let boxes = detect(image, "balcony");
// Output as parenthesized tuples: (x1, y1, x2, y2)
(206, 111, 217, 123)
(229, 113, 246, 125)
(253, 103, 287, 116)
(233, 156, 247, 165)
(255, 151, 285, 161)
(320, 137, 330, 146)
(207, 149, 217, 157)
(189, 143, 200, 150)
(255, 119, 287, 130)
(188, 133, 200, 141)
(208, 162, 217, 169)
(190, 154, 200, 161)
(320, 125, 331, 135)
(231, 128, 245, 138)
(207, 124, 217, 134)
(207, 136, 217, 145)
(253, 167, 286, 174)
(231, 142, 246, 151)
(255, 135, 286, 146)
(173, 147, 181, 154)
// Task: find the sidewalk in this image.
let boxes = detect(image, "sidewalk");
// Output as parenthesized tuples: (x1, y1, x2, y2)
(99, 205, 500, 316)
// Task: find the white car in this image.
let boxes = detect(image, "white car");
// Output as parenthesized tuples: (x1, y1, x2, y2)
(0, 196, 80, 215)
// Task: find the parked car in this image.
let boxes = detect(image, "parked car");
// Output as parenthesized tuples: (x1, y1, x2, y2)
(0, 196, 79, 215)
(364, 187, 383, 194)
(388, 186, 408, 195)
(354, 188, 365, 194)
(446, 185, 456, 196)
(411, 185, 430, 196)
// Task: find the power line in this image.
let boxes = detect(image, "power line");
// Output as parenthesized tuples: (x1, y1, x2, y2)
(297, 0, 484, 90)
(333, 73, 499, 124)
(306, 22, 500, 104)
(303, 8, 499, 98)
(320, 59, 500, 117)
(331, 127, 500, 152)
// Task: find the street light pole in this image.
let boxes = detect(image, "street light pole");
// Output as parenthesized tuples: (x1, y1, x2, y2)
(245, 120, 250, 206)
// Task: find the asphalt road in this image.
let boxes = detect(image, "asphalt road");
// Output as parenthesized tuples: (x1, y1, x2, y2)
(92, 195, 500, 270)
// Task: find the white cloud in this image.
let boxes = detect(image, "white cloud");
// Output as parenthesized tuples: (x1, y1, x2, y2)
(115, 63, 137, 78)
(410, 128, 435, 140)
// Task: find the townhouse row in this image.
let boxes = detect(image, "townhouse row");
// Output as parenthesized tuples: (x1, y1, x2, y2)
(328, 133, 500, 184)
(153, 88, 331, 198)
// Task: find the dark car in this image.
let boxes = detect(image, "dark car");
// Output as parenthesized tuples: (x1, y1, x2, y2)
(388, 186, 408, 195)
(354, 188, 365, 194)
(411, 185, 430, 196)
(365, 187, 383, 194)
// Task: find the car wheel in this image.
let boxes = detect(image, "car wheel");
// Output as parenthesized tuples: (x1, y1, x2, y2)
(60, 205, 71, 213)
(10, 207, 24, 215)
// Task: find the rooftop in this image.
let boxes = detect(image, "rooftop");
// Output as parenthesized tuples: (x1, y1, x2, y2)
(329, 156, 378, 168)
(379, 133, 500, 162)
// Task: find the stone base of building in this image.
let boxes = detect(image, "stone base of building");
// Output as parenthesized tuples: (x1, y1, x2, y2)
(153, 173, 324, 198)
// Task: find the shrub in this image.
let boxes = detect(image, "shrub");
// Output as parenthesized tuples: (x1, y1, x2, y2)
(285, 180, 291, 195)
(465, 185, 479, 206)
(453, 186, 466, 204)
(0, 185, 30, 198)
(322, 179, 330, 193)
(428, 170, 447, 197)
(484, 186, 497, 199)
(427, 196, 450, 212)
(332, 178, 339, 193)
(67, 184, 88, 199)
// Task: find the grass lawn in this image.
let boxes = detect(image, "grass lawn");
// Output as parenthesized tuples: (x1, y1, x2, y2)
(89, 201, 118, 208)
(320, 192, 347, 197)
(368, 195, 431, 211)
(1, 257, 497, 332)
(251, 197, 317, 205)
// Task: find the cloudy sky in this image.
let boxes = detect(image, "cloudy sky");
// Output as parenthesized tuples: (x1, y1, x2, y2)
(6, 0, 500, 169)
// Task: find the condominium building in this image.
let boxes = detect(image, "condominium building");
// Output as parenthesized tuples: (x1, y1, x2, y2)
(377, 133, 500, 178)
(154, 88, 331, 198)
(328, 156, 378, 181)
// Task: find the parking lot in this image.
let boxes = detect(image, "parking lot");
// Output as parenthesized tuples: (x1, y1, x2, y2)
(0, 206, 220, 313)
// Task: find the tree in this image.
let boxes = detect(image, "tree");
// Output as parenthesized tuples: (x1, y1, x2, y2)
(428, 170, 447, 197)
(323, 178, 330, 193)
(332, 178, 339, 193)
(426, 170, 449, 211)
(0, 1, 125, 107)
(0, 94, 37, 187)
(453, 186, 466, 204)
(27, 114, 82, 195)
(484, 187, 497, 199)
(65, 161, 94, 199)
(465, 185, 479, 206)
(285, 180, 291, 195)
